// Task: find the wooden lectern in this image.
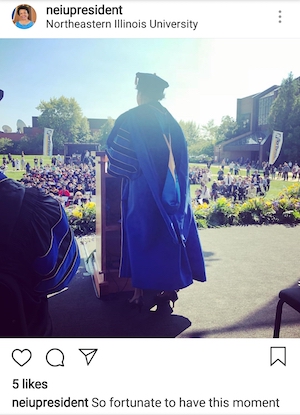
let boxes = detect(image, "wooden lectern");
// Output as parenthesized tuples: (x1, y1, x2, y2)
(92, 152, 132, 297)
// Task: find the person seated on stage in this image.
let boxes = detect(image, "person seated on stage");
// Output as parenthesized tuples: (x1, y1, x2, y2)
(0, 172, 80, 336)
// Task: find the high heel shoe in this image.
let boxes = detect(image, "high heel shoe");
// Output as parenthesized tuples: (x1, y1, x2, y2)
(128, 296, 144, 313)
(155, 290, 178, 308)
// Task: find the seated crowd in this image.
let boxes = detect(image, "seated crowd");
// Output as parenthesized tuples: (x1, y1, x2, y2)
(191, 158, 300, 206)
(189, 166, 212, 185)
(2, 156, 96, 207)
(192, 168, 271, 206)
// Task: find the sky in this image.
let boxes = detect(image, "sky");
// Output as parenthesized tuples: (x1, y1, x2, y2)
(1, 38, 300, 132)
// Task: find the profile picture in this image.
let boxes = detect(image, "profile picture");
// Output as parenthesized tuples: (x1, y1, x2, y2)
(12, 4, 36, 29)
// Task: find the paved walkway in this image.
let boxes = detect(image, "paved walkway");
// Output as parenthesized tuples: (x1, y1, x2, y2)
(176, 224, 300, 337)
(49, 224, 300, 338)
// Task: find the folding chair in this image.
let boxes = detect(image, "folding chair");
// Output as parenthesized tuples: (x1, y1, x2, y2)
(273, 286, 300, 338)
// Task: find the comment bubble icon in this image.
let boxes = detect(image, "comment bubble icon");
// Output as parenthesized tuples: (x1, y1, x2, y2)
(46, 348, 65, 367)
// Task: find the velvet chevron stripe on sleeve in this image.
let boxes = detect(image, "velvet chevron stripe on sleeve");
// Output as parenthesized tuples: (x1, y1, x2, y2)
(33, 207, 80, 295)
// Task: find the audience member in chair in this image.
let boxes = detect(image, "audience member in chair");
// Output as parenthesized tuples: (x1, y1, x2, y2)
(0, 172, 80, 336)
(73, 191, 88, 206)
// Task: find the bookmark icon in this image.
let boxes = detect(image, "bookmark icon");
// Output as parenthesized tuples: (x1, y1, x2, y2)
(270, 347, 286, 366)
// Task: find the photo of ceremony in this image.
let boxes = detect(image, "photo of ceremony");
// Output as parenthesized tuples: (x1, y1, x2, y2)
(1, 38, 300, 338)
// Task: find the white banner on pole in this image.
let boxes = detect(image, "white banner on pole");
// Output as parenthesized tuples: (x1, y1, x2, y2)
(269, 130, 283, 165)
(43, 128, 54, 157)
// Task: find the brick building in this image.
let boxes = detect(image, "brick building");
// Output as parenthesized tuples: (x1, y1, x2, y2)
(215, 85, 280, 165)
(0, 117, 107, 144)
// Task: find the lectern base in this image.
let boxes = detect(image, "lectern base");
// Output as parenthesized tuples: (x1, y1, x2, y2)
(94, 152, 132, 298)
(92, 269, 132, 298)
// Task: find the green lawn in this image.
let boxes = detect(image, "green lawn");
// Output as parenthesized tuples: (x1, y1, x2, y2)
(3, 155, 53, 181)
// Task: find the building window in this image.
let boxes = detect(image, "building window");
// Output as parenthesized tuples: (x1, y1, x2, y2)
(238, 113, 251, 133)
(258, 95, 274, 126)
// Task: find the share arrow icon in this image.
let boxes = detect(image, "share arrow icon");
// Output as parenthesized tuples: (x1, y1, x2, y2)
(79, 349, 98, 366)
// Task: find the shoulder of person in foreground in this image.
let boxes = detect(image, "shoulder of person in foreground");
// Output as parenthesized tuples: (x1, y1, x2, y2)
(26, 187, 81, 296)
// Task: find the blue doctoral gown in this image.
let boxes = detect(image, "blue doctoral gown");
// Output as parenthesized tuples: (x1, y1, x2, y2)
(0, 172, 80, 335)
(106, 101, 206, 291)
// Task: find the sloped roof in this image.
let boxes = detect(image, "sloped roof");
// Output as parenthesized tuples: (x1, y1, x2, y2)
(238, 85, 279, 101)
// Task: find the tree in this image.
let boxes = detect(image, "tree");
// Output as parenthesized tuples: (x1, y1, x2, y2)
(179, 120, 215, 158)
(199, 119, 218, 141)
(92, 117, 115, 149)
(0, 137, 13, 154)
(188, 140, 215, 159)
(17, 134, 43, 155)
(76, 117, 93, 144)
(179, 117, 238, 158)
(179, 120, 201, 146)
(269, 72, 300, 162)
(36, 96, 91, 153)
(215, 115, 239, 143)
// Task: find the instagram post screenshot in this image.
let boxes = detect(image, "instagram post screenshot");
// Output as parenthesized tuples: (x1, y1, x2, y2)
(0, 0, 300, 414)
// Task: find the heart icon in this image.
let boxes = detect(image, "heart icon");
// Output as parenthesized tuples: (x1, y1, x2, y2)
(12, 349, 32, 366)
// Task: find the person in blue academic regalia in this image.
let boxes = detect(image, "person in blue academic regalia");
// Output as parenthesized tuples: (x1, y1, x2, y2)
(106, 72, 206, 310)
(0, 172, 80, 336)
